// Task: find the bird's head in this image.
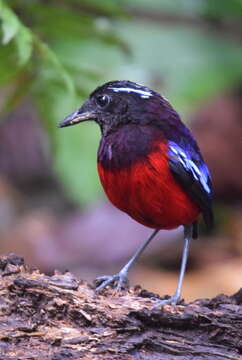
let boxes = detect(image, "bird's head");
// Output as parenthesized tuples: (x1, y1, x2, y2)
(59, 80, 172, 136)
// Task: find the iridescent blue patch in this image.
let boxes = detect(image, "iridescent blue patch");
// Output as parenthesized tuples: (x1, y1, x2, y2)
(169, 141, 211, 195)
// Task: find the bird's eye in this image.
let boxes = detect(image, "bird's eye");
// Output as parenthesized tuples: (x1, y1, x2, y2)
(96, 94, 111, 108)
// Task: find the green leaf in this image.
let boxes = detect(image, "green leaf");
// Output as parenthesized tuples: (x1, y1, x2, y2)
(0, 0, 33, 65)
(15, 25, 33, 65)
(0, 42, 20, 85)
(33, 35, 75, 98)
(0, 0, 20, 44)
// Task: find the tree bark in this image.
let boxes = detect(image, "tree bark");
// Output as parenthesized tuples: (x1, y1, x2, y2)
(0, 253, 241, 359)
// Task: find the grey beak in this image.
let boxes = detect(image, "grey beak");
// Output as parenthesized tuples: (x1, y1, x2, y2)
(58, 109, 97, 128)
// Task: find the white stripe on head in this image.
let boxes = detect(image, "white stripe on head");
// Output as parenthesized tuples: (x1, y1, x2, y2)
(109, 87, 153, 99)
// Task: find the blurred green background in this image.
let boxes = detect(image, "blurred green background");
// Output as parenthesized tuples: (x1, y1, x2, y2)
(0, 0, 242, 300)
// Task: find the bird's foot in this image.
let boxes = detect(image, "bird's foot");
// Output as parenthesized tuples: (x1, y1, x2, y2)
(95, 269, 129, 291)
(154, 294, 181, 308)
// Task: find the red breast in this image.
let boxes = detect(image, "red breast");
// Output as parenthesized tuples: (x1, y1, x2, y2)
(98, 141, 200, 230)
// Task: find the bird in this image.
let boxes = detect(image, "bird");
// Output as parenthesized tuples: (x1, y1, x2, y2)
(59, 80, 213, 306)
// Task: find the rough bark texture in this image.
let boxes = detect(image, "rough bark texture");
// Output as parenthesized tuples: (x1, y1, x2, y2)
(0, 254, 241, 360)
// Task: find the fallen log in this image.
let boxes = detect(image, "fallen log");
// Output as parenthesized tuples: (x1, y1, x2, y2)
(0, 253, 241, 359)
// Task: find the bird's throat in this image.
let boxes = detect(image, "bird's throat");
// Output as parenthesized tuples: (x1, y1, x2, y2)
(97, 124, 163, 171)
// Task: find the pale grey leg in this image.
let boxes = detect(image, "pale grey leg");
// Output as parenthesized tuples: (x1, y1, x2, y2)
(154, 224, 192, 307)
(96, 229, 160, 291)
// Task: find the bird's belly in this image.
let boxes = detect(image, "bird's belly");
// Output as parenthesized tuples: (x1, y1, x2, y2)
(98, 145, 199, 229)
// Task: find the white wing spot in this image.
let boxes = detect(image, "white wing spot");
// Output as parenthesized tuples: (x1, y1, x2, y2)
(170, 142, 211, 194)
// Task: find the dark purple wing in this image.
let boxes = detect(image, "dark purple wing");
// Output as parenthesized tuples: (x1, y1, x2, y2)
(168, 141, 213, 230)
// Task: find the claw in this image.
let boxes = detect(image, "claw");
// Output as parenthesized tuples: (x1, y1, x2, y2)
(95, 275, 118, 291)
(154, 295, 181, 308)
(95, 271, 129, 291)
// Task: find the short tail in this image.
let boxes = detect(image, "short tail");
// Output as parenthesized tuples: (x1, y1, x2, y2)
(192, 206, 213, 239)
(203, 207, 214, 231)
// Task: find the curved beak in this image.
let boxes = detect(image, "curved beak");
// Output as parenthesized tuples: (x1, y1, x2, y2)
(58, 109, 97, 128)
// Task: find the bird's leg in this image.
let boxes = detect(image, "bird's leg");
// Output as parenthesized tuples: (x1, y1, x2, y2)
(95, 229, 159, 291)
(154, 224, 192, 307)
